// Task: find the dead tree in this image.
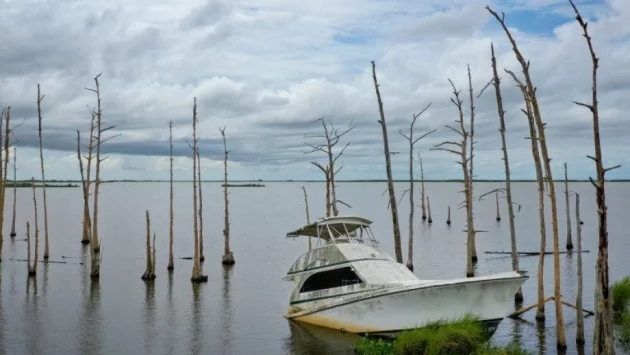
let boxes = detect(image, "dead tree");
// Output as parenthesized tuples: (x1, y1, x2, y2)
(76, 130, 92, 245)
(36, 85, 50, 259)
(10, 147, 16, 238)
(431, 79, 477, 277)
(488, 6, 566, 348)
(27, 221, 36, 276)
(466, 65, 478, 262)
(495, 191, 501, 222)
(167, 121, 175, 271)
(30, 177, 39, 275)
(446, 206, 451, 225)
(304, 117, 354, 217)
(220, 126, 235, 265)
(490, 43, 523, 303)
(568, 2, 618, 352)
(505, 69, 547, 319)
(575, 192, 585, 345)
(81, 112, 96, 244)
(371, 60, 403, 263)
(190, 97, 207, 282)
(0, 106, 11, 261)
(86, 73, 120, 254)
(564, 162, 573, 250)
(398, 105, 436, 271)
(301, 186, 312, 251)
(426, 196, 433, 224)
(141, 210, 156, 280)
(197, 149, 205, 262)
(419, 156, 427, 221)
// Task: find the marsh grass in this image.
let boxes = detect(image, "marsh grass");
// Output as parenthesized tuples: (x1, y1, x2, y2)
(354, 316, 530, 355)
(612, 276, 630, 347)
(612, 276, 630, 320)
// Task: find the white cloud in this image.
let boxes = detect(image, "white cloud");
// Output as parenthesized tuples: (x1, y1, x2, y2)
(0, 0, 628, 181)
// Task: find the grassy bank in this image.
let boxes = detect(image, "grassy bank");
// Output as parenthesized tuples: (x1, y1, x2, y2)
(354, 316, 529, 355)
(612, 276, 630, 348)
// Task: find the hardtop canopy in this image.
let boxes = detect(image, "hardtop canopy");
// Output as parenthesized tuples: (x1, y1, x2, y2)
(285, 216, 373, 241)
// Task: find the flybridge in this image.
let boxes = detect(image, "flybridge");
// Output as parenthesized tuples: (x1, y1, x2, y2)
(285, 216, 379, 246)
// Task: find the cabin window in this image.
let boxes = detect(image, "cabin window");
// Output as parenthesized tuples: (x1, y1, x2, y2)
(299, 267, 363, 293)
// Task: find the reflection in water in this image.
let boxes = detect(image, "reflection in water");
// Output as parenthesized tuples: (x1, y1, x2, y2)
(143, 280, 156, 354)
(189, 283, 203, 355)
(165, 272, 175, 355)
(510, 305, 524, 349)
(536, 321, 546, 355)
(284, 321, 358, 355)
(219, 266, 234, 355)
(77, 245, 103, 355)
(25, 276, 43, 355)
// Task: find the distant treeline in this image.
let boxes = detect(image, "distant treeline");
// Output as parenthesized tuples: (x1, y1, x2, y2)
(28, 179, 629, 183)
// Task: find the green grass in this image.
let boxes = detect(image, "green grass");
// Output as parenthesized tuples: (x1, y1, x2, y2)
(612, 276, 630, 322)
(354, 316, 530, 355)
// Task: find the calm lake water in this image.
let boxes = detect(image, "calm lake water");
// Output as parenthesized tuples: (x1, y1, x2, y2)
(0, 181, 629, 355)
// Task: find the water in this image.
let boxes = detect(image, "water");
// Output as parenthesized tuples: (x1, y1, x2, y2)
(0, 181, 629, 355)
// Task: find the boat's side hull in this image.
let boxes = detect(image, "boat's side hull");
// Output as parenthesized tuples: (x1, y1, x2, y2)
(287, 275, 527, 334)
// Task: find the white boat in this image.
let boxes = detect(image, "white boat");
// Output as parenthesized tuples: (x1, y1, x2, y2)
(282, 216, 528, 336)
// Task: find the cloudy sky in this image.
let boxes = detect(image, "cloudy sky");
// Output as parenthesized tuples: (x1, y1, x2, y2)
(0, 0, 628, 181)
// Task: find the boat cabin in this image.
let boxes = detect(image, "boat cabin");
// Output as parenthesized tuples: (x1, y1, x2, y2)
(283, 216, 420, 309)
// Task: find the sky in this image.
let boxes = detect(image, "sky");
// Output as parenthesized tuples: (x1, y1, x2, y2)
(0, 0, 628, 181)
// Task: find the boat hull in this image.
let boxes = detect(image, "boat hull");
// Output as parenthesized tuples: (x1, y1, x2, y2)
(286, 273, 527, 335)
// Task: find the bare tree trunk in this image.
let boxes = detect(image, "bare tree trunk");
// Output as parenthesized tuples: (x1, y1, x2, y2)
(446, 206, 451, 225)
(141, 210, 156, 280)
(371, 61, 403, 263)
(420, 157, 426, 221)
(81, 113, 96, 245)
(467, 65, 477, 263)
(36, 85, 50, 259)
(167, 121, 174, 271)
(399, 110, 435, 272)
(488, 7, 566, 348)
(0, 107, 10, 261)
(431, 80, 474, 277)
(10, 147, 16, 238)
(301, 186, 312, 251)
(27, 222, 35, 275)
(495, 192, 501, 222)
(30, 177, 39, 276)
(220, 127, 235, 265)
(197, 150, 204, 262)
(575, 192, 585, 345)
(509, 71, 547, 319)
(406, 142, 415, 271)
(77, 131, 92, 247)
(427, 196, 432, 224)
(0, 107, 5, 260)
(325, 167, 331, 217)
(491, 44, 522, 303)
(564, 162, 573, 250)
(90, 75, 103, 253)
(567, 2, 616, 353)
(190, 98, 206, 283)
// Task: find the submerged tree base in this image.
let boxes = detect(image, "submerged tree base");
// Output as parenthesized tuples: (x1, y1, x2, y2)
(406, 264, 414, 272)
(222, 252, 235, 265)
(80, 239, 90, 245)
(10, 232, 16, 237)
(191, 275, 208, 283)
(141, 271, 156, 281)
(167, 265, 174, 271)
